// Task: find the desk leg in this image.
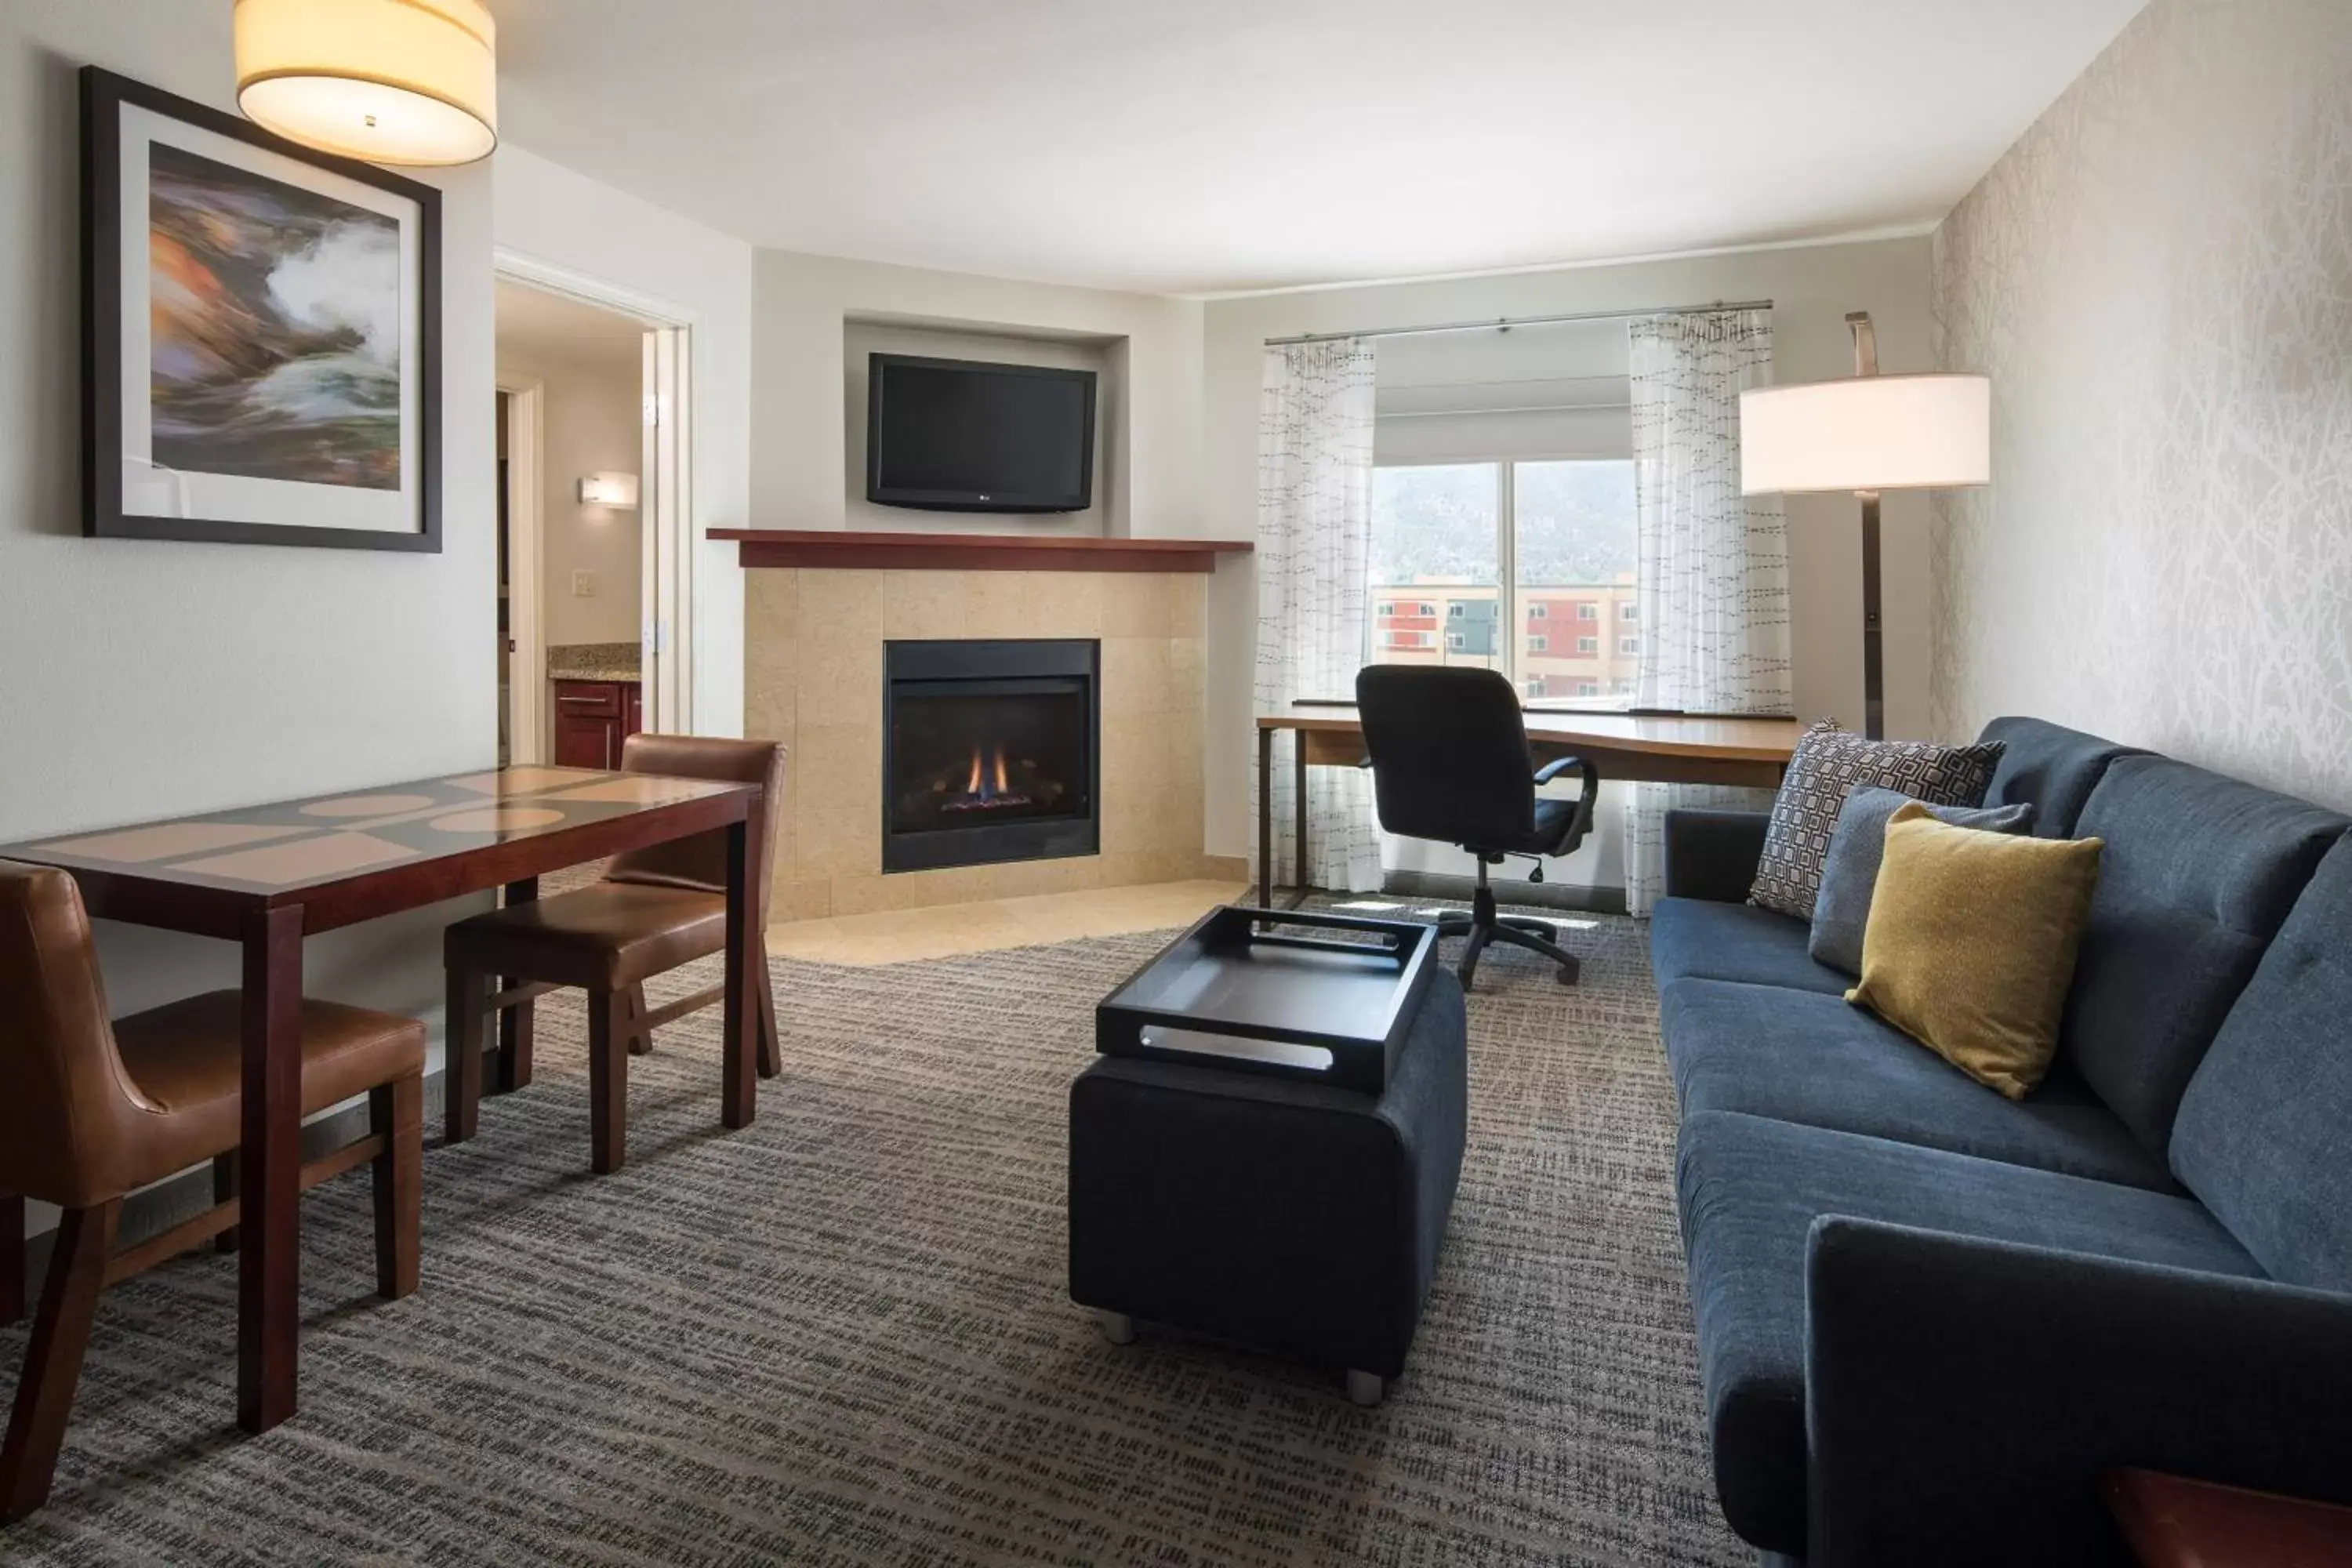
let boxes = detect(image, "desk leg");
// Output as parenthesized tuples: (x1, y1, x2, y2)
(238, 903, 303, 1434)
(1257, 727, 1274, 911)
(494, 877, 537, 1094)
(1292, 732, 1308, 909)
(720, 808, 761, 1131)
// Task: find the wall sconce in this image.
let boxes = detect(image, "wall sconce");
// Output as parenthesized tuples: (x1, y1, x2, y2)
(578, 473, 640, 510)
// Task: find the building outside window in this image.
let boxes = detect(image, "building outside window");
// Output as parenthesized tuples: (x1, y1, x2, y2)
(1620, 601, 1639, 622)
(1619, 635, 1641, 655)
(1365, 459, 1639, 706)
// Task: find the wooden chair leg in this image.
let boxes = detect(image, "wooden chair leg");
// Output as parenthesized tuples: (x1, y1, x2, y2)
(587, 989, 629, 1176)
(757, 958, 782, 1080)
(495, 981, 535, 1094)
(212, 1155, 239, 1254)
(1, 1199, 120, 1523)
(370, 1076, 421, 1301)
(445, 964, 488, 1144)
(2, 1194, 21, 1327)
(623, 983, 652, 1056)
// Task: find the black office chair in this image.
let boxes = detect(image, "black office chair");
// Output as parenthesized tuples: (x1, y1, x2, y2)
(1355, 665, 1600, 990)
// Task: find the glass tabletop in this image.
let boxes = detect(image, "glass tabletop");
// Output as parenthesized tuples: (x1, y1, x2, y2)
(1, 765, 754, 896)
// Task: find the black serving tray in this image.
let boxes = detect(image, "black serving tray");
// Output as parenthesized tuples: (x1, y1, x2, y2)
(1094, 906, 1439, 1092)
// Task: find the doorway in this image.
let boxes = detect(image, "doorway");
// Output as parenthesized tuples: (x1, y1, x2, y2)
(491, 262, 695, 764)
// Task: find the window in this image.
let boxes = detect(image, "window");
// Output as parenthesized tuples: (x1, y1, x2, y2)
(1620, 601, 1639, 622)
(1376, 601, 1396, 617)
(1368, 459, 1635, 702)
(1612, 677, 1635, 696)
(1576, 681, 1600, 698)
(1524, 677, 1547, 698)
(1619, 635, 1641, 655)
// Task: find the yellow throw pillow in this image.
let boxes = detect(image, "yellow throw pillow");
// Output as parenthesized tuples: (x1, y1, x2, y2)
(1846, 802, 2104, 1099)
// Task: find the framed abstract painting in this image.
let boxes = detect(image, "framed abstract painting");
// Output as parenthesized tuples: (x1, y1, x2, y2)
(81, 66, 441, 552)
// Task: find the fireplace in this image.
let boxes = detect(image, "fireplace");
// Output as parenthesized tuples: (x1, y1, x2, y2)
(883, 639, 1100, 873)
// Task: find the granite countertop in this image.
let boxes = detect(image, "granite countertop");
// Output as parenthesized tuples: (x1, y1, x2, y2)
(547, 642, 641, 684)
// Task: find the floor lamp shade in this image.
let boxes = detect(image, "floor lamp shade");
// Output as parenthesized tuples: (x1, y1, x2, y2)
(1738, 373, 1991, 495)
(235, 0, 498, 166)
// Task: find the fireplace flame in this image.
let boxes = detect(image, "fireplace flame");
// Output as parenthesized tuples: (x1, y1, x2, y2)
(941, 743, 1039, 813)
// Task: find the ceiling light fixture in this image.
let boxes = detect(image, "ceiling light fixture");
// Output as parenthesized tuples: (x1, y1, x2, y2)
(234, 0, 497, 167)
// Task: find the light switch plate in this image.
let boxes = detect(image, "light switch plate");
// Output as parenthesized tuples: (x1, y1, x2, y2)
(572, 570, 597, 597)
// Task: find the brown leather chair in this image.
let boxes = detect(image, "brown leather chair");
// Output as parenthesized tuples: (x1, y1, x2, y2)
(0, 861, 423, 1522)
(443, 735, 784, 1174)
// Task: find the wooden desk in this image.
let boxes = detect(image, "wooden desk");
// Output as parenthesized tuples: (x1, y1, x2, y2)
(2108, 1469, 2352, 1566)
(0, 764, 765, 1436)
(1254, 706, 1800, 906)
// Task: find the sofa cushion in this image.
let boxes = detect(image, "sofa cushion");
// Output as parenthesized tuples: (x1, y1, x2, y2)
(2171, 835, 2352, 1292)
(1661, 978, 2172, 1190)
(1650, 897, 1847, 997)
(1749, 722, 2005, 920)
(1977, 716, 2145, 838)
(2063, 755, 2347, 1159)
(1675, 1109, 2262, 1555)
(1808, 786, 2035, 976)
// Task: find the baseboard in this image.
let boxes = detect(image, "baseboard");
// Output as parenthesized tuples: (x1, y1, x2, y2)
(1381, 869, 1628, 916)
(1196, 855, 1249, 882)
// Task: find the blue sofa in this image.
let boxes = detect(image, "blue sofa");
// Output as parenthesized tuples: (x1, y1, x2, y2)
(1652, 717, 2352, 1566)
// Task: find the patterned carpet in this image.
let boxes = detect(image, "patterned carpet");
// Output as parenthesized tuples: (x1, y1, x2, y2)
(2, 909, 1740, 1566)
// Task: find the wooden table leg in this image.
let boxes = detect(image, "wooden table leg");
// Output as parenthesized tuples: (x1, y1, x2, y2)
(238, 902, 303, 1435)
(494, 877, 537, 1094)
(720, 802, 761, 1131)
(1290, 730, 1310, 910)
(2, 1193, 21, 1327)
(1257, 726, 1273, 911)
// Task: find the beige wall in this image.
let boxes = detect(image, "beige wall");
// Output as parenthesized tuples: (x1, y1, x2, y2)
(1930, 0, 2352, 811)
(495, 146, 757, 738)
(745, 568, 1226, 920)
(1201, 236, 1939, 870)
(750, 250, 1207, 541)
(496, 344, 645, 648)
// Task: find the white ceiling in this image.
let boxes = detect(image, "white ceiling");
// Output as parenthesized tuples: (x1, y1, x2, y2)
(494, 278, 646, 372)
(491, 0, 2145, 297)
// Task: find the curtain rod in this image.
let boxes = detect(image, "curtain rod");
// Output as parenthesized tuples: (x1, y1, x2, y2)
(1263, 298, 1774, 348)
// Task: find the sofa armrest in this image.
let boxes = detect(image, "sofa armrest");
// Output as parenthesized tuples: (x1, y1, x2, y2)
(1663, 809, 1769, 902)
(1805, 1217, 2352, 1568)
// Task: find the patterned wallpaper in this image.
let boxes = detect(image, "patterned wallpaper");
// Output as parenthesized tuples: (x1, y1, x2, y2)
(1929, 0, 2352, 810)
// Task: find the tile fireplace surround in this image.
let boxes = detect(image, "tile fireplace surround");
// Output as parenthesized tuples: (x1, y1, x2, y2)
(745, 567, 1233, 920)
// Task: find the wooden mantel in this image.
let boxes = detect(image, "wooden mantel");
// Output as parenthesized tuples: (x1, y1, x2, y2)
(708, 528, 1254, 575)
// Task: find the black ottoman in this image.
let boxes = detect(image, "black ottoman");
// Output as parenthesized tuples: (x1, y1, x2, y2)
(1067, 967, 1468, 1403)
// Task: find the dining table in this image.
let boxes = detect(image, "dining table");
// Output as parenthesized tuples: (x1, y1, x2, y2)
(0, 762, 768, 1435)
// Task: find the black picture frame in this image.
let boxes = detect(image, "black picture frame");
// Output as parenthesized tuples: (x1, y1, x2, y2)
(81, 66, 441, 553)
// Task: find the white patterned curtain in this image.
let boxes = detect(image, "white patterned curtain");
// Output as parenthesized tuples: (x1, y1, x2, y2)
(1254, 339, 1384, 895)
(1623, 309, 1791, 914)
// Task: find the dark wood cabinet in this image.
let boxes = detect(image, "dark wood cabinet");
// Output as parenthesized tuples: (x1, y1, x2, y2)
(552, 680, 642, 769)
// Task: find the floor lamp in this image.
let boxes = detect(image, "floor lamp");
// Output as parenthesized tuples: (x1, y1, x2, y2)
(1739, 314, 1990, 739)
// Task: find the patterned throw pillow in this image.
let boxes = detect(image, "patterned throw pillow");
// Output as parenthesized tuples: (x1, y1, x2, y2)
(1748, 721, 2006, 920)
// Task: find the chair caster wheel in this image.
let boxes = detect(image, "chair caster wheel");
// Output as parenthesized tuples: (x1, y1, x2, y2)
(1098, 1312, 1136, 1346)
(1346, 1369, 1383, 1406)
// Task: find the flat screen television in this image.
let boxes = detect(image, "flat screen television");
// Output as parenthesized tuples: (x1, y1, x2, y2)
(866, 354, 1097, 514)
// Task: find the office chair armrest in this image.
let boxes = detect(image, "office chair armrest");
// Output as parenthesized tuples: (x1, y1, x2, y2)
(1532, 753, 1594, 789)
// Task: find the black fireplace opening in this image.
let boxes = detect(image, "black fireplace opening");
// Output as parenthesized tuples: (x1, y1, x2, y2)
(884, 639, 1100, 873)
